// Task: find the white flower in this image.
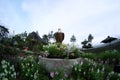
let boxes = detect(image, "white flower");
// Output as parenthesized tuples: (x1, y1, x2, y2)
(2, 64, 7, 69)
(74, 67, 77, 71)
(27, 63, 30, 66)
(2, 77, 8, 80)
(91, 68, 93, 72)
(34, 72, 37, 79)
(74, 60, 78, 65)
(0, 73, 5, 77)
(118, 73, 120, 77)
(102, 67, 105, 72)
(30, 74, 33, 78)
(4, 69, 8, 74)
(27, 69, 30, 72)
(110, 71, 114, 75)
(80, 61, 83, 65)
(11, 74, 14, 77)
(79, 69, 81, 72)
(31, 64, 33, 67)
(25, 73, 28, 76)
(97, 69, 100, 73)
(1, 60, 6, 65)
(13, 72, 16, 76)
(84, 72, 86, 75)
(10, 65, 14, 71)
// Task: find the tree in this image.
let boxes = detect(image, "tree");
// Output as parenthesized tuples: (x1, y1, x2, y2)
(81, 34, 94, 48)
(48, 31, 55, 43)
(88, 34, 93, 42)
(0, 25, 9, 40)
(42, 34, 49, 43)
(70, 35, 76, 43)
(48, 31, 54, 39)
(81, 39, 88, 48)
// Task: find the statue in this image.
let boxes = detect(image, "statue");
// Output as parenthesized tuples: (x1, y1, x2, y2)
(54, 28, 65, 43)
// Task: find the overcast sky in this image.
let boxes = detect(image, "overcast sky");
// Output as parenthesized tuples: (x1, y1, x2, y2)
(0, 0, 120, 46)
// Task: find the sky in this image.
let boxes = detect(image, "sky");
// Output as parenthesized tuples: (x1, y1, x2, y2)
(0, 0, 120, 47)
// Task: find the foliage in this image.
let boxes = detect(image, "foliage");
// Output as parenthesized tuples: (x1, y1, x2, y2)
(43, 43, 82, 58)
(12, 34, 25, 49)
(80, 50, 120, 65)
(98, 50, 120, 61)
(25, 32, 44, 51)
(0, 44, 18, 55)
(22, 50, 34, 54)
(80, 53, 97, 60)
(67, 45, 81, 58)
(0, 25, 9, 41)
(70, 35, 76, 43)
(19, 56, 49, 80)
(0, 44, 4, 54)
(48, 31, 54, 43)
(0, 60, 16, 80)
(72, 58, 120, 80)
(32, 44, 43, 52)
(88, 34, 94, 42)
(81, 34, 94, 48)
(43, 43, 67, 58)
(49, 68, 68, 80)
(107, 71, 120, 80)
(42, 34, 49, 43)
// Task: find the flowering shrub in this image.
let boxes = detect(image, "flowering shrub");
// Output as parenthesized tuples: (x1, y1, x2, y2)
(19, 56, 49, 80)
(43, 43, 67, 58)
(72, 59, 120, 80)
(107, 71, 120, 80)
(80, 50, 120, 65)
(49, 68, 68, 80)
(43, 43, 81, 58)
(0, 60, 16, 80)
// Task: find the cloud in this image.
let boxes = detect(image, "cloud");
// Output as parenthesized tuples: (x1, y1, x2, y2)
(21, 0, 120, 45)
(1, 0, 120, 46)
(0, 0, 32, 34)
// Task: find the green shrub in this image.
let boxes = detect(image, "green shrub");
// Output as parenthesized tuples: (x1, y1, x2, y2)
(0, 60, 16, 80)
(72, 60, 105, 80)
(19, 56, 49, 80)
(43, 43, 82, 58)
(43, 43, 67, 58)
(49, 68, 68, 80)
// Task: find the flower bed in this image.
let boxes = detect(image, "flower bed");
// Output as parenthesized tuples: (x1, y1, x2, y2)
(0, 55, 120, 80)
(42, 43, 82, 59)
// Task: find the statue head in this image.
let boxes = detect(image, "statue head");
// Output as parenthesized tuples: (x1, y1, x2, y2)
(58, 28, 61, 32)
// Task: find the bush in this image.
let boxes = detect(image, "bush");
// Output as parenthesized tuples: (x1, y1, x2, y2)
(43, 43, 67, 58)
(0, 60, 16, 80)
(19, 56, 49, 80)
(43, 43, 82, 58)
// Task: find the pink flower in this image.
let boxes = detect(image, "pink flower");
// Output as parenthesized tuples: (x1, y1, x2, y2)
(50, 72, 54, 78)
(61, 61, 64, 65)
(64, 73, 68, 78)
(55, 64, 59, 67)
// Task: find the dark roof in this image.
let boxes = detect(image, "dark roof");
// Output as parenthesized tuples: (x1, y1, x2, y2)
(28, 32, 47, 44)
(101, 36, 117, 43)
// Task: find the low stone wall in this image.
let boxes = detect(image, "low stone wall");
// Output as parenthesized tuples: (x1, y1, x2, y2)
(39, 58, 85, 74)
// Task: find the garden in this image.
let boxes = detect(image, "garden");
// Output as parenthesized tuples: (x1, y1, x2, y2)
(0, 25, 120, 80)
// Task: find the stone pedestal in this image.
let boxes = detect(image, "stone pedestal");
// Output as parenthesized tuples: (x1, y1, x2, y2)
(39, 58, 85, 74)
